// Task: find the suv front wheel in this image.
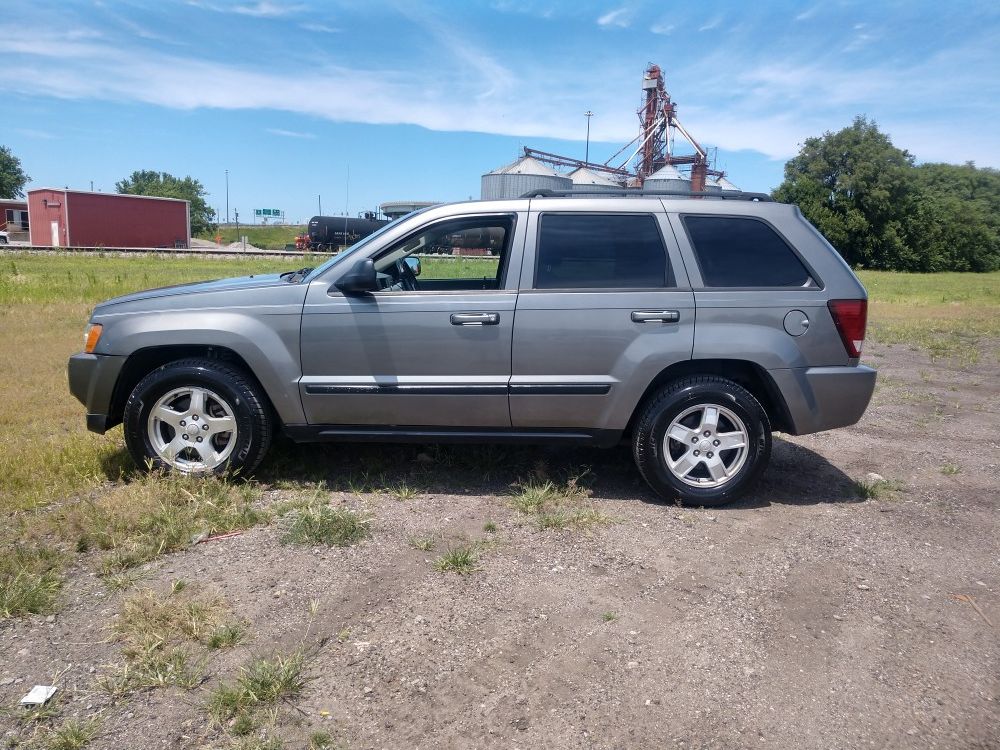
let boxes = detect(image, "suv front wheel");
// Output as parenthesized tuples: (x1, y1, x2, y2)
(633, 376, 771, 506)
(123, 358, 272, 475)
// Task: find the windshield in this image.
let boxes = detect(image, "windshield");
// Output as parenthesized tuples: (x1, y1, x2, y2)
(304, 206, 437, 281)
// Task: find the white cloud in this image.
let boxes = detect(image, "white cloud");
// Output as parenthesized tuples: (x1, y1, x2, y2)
(650, 22, 674, 35)
(597, 8, 631, 28)
(490, 1, 556, 19)
(4, 14, 998, 170)
(794, 5, 819, 22)
(300, 22, 339, 33)
(187, 1, 304, 18)
(233, 1, 303, 17)
(698, 15, 723, 32)
(266, 128, 316, 138)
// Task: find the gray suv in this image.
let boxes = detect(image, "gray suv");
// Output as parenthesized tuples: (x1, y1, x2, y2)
(68, 192, 876, 506)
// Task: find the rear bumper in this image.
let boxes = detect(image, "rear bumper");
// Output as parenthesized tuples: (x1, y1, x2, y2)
(68, 353, 127, 434)
(768, 365, 876, 435)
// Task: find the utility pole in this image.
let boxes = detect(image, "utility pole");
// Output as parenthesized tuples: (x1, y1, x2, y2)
(344, 165, 350, 250)
(234, 209, 239, 249)
(584, 111, 594, 164)
(225, 169, 230, 225)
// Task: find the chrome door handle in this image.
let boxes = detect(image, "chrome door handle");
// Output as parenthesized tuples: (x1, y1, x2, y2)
(631, 310, 680, 323)
(450, 312, 500, 326)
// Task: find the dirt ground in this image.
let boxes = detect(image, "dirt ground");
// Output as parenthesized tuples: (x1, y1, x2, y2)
(2, 340, 998, 749)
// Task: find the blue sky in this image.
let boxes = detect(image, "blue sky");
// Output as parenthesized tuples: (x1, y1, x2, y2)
(4, 0, 999, 224)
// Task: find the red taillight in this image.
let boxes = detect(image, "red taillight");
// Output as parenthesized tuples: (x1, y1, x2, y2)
(827, 299, 867, 358)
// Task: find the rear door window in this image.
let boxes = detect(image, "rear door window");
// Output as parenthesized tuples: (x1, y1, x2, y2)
(682, 215, 813, 287)
(535, 213, 672, 289)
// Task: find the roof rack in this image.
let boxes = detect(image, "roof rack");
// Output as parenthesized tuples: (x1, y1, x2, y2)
(519, 188, 773, 202)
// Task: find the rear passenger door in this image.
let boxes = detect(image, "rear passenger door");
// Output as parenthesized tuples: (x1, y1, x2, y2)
(510, 200, 695, 433)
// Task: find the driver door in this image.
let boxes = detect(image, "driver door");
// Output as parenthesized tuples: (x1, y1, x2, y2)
(299, 213, 524, 428)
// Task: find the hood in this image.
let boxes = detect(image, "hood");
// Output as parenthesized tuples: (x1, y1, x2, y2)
(96, 273, 288, 308)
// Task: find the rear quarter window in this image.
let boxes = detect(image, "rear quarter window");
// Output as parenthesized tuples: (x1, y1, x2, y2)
(682, 215, 814, 288)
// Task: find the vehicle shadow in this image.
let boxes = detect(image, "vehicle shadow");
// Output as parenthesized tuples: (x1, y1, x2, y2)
(99, 445, 139, 481)
(720, 436, 863, 509)
(254, 433, 862, 509)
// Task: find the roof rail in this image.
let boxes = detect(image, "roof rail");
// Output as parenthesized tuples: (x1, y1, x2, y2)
(519, 188, 774, 202)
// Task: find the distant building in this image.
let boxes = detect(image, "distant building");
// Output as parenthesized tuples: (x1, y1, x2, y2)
(379, 200, 438, 221)
(1, 199, 29, 240)
(27, 189, 190, 248)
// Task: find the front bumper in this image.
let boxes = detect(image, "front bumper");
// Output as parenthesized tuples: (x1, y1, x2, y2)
(68, 353, 127, 434)
(769, 365, 877, 435)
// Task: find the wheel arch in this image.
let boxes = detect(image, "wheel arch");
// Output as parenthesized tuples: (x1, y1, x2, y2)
(625, 358, 793, 438)
(108, 345, 278, 429)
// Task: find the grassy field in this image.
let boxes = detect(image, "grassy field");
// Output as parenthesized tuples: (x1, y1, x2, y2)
(857, 270, 1000, 365)
(196, 225, 307, 250)
(0, 252, 997, 619)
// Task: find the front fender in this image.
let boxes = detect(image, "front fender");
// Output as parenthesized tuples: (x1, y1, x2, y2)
(93, 309, 306, 425)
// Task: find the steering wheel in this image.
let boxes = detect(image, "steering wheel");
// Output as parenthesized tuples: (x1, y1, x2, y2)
(395, 258, 419, 291)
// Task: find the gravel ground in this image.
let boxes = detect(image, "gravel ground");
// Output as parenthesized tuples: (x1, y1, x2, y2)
(2, 341, 998, 749)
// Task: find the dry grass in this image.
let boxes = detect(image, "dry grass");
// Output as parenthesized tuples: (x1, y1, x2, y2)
(0, 544, 63, 618)
(433, 544, 480, 574)
(36, 716, 101, 750)
(101, 583, 240, 696)
(206, 650, 307, 738)
(2, 472, 268, 621)
(511, 465, 611, 530)
(52, 472, 268, 576)
(280, 502, 371, 547)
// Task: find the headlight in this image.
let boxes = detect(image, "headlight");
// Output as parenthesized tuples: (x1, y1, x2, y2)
(84, 323, 103, 353)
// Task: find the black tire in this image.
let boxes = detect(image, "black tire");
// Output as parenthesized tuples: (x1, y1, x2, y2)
(123, 358, 272, 476)
(633, 376, 771, 507)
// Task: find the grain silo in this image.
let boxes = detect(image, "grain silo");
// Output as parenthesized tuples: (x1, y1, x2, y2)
(703, 177, 724, 195)
(481, 156, 572, 199)
(644, 164, 690, 193)
(715, 176, 741, 192)
(568, 167, 622, 191)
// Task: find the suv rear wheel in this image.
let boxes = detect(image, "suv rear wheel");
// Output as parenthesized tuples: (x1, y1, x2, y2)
(123, 358, 272, 475)
(633, 376, 771, 506)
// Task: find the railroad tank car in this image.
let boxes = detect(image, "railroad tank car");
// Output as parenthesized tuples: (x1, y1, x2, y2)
(307, 213, 390, 250)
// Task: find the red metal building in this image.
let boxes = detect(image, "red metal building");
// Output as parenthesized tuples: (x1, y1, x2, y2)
(27, 189, 190, 248)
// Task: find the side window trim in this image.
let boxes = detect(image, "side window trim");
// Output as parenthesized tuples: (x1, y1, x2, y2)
(679, 213, 824, 290)
(370, 213, 518, 293)
(531, 211, 675, 291)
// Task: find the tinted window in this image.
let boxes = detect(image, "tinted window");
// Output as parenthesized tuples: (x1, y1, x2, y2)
(683, 216, 812, 287)
(536, 214, 670, 289)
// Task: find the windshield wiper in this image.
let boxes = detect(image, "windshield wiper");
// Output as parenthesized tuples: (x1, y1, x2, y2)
(280, 267, 313, 282)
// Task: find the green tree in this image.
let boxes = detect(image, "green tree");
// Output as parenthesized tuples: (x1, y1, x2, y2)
(774, 118, 1000, 272)
(116, 170, 216, 234)
(908, 163, 1000, 272)
(0, 145, 30, 199)
(773, 116, 921, 270)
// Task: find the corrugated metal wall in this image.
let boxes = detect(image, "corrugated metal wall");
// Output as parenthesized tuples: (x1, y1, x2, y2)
(481, 173, 572, 200)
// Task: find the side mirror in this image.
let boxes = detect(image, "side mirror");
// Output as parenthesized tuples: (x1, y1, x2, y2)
(404, 256, 421, 277)
(334, 258, 378, 294)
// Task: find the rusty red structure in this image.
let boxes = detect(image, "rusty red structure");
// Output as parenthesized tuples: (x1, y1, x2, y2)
(27, 189, 190, 248)
(524, 63, 726, 190)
